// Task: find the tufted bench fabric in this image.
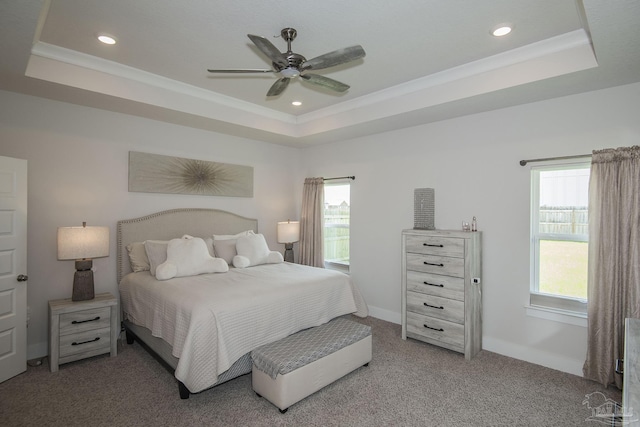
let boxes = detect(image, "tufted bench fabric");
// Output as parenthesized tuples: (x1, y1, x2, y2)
(251, 317, 372, 413)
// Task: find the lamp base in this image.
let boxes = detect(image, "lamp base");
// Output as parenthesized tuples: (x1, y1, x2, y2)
(283, 243, 294, 263)
(72, 259, 95, 301)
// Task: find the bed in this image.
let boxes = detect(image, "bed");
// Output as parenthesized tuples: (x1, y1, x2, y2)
(117, 208, 368, 399)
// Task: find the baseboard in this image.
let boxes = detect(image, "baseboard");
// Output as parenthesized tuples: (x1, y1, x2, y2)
(28, 341, 48, 361)
(367, 305, 401, 324)
(483, 335, 585, 377)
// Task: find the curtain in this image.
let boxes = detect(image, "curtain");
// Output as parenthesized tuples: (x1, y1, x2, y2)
(583, 146, 640, 388)
(299, 177, 325, 267)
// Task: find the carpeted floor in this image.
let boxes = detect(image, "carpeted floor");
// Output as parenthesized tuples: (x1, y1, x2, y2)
(0, 316, 621, 426)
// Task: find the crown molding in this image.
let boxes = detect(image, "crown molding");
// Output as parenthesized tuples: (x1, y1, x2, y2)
(25, 29, 596, 140)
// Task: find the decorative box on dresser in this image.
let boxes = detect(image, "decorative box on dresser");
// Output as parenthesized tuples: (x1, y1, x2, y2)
(401, 229, 482, 360)
(48, 292, 118, 372)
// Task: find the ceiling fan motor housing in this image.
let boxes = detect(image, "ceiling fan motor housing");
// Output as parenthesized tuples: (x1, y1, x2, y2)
(274, 53, 306, 77)
(274, 28, 306, 77)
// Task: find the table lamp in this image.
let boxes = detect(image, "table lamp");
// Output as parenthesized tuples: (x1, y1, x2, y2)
(277, 220, 300, 263)
(57, 222, 109, 301)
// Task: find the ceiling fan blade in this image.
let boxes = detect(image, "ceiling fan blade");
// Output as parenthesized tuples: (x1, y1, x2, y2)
(300, 45, 366, 71)
(300, 74, 350, 92)
(248, 34, 288, 68)
(207, 69, 274, 73)
(267, 77, 290, 97)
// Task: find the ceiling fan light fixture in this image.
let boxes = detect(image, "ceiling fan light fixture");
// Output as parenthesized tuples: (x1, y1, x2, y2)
(491, 24, 513, 37)
(97, 34, 117, 45)
(280, 67, 300, 78)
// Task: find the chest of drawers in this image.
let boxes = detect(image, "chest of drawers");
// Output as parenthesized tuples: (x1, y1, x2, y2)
(401, 229, 482, 359)
(49, 292, 118, 372)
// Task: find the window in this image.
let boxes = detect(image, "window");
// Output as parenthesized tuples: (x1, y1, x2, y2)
(530, 162, 590, 313)
(324, 182, 350, 272)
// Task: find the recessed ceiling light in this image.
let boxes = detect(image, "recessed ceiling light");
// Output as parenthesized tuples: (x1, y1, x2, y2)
(97, 34, 117, 45)
(491, 25, 513, 37)
(291, 101, 302, 106)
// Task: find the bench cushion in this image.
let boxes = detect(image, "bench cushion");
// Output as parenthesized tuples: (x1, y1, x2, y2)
(251, 317, 371, 379)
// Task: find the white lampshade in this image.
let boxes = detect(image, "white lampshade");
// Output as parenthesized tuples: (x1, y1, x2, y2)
(57, 224, 110, 260)
(277, 220, 300, 244)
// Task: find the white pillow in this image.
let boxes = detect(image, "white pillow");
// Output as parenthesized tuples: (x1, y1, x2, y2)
(233, 233, 284, 268)
(126, 242, 150, 272)
(144, 240, 169, 276)
(156, 235, 228, 281)
(203, 236, 215, 257)
(212, 230, 254, 264)
(212, 230, 254, 241)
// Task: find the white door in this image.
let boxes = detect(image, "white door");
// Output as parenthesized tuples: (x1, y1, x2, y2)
(0, 156, 27, 383)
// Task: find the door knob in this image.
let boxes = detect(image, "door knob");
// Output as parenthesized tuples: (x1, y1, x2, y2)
(17, 274, 28, 282)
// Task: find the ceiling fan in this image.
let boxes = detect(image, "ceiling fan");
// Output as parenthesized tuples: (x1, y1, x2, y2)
(207, 28, 366, 97)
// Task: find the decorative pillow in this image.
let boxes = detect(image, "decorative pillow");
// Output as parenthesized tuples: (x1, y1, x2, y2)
(212, 230, 254, 264)
(203, 237, 215, 258)
(144, 240, 169, 276)
(156, 235, 228, 281)
(126, 242, 150, 272)
(233, 252, 283, 269)
(233, 233, 284, 268)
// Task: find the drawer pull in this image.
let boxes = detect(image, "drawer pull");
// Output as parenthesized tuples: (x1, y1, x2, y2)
(423, 243, 444, 248)
(423, 281, 444, 288)
(72, 337, 100, 346)
(423, 302, 444, 310)
(423, 324, 444, 332)
(71, 316, 101, 325)
(423, 262, 444, 267)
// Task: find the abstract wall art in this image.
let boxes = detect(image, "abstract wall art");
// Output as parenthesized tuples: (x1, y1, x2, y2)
(128, 151, 253, 197)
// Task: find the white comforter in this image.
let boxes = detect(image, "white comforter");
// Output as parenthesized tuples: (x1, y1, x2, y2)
(119, 262, 368, 392)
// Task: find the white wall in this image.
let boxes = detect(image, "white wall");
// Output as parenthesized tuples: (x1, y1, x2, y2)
(0, 90, 301, 359)
(298, 82, 640, 375)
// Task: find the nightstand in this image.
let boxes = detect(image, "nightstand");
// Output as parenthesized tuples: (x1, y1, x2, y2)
(48, 292, 118, 372)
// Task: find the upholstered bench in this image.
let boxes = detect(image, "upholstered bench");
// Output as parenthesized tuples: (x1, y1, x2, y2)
(251, 317, 372, 413)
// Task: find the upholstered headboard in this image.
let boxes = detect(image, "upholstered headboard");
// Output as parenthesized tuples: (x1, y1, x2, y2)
(116, 208, 258, 283)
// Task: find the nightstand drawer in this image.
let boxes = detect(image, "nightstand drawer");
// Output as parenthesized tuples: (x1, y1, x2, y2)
(59, 327, 111, 358)
(404, 235, 464, 257)
(407, 291, 464, 324)
(406, 253, 465, 278)
(59, 307, 110, 335)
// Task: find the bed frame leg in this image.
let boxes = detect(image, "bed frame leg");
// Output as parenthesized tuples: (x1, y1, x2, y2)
(125, 330, 135, 345)
(178, 381, 190, 399)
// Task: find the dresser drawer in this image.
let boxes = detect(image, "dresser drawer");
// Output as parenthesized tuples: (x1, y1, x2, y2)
(405, 253, 465, 278)
(405, 235, 464, 257)
(406, 270, 465, 301)
(407, 291, 464, 324)
(59, 307, 111, 335)
(59, 327, 111, 358)
(406, 312, 464, 349)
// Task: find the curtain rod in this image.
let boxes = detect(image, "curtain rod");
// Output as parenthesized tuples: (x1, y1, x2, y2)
(323, 176, 355, 181)
(519, 154, 591, 166)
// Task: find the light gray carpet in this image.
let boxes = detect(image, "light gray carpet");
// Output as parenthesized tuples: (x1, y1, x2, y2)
(0, 316, 621, 426)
